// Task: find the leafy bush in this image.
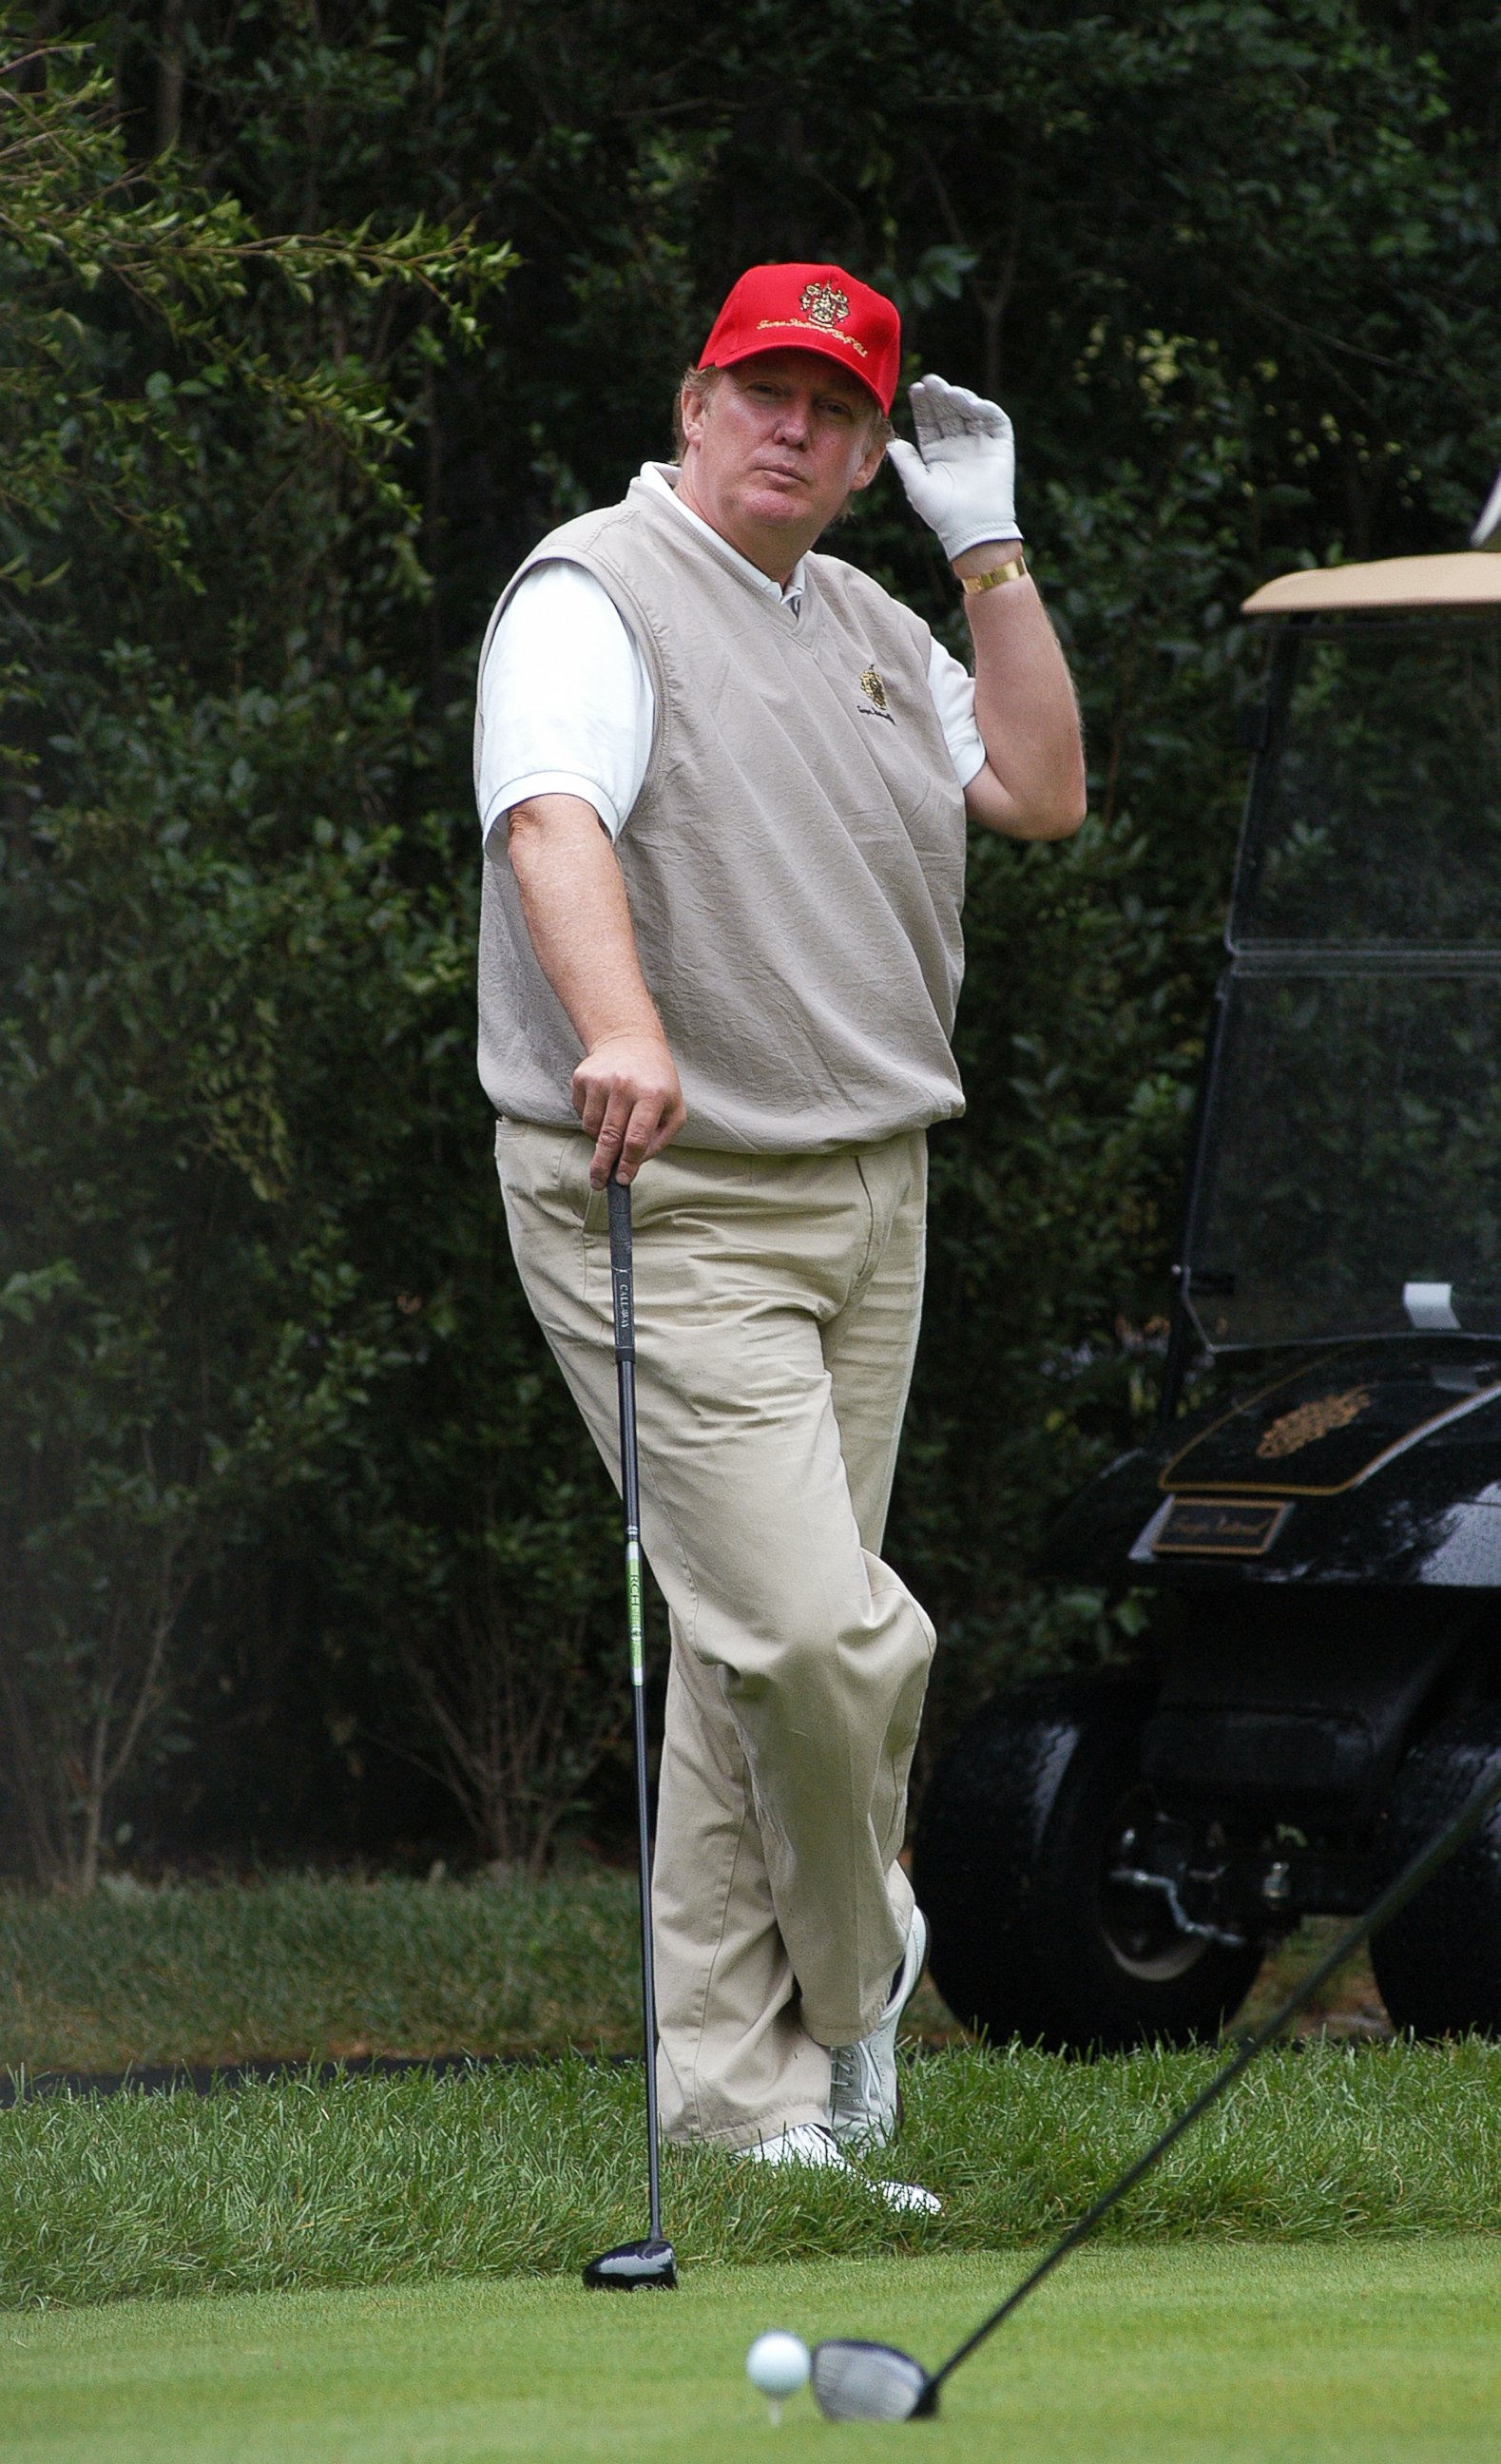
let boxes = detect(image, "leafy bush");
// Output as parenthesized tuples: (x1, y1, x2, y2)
(5, 1, 1500, 1874)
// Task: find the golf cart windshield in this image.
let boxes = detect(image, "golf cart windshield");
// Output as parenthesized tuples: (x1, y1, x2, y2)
(1183, 613, 1501, 1351)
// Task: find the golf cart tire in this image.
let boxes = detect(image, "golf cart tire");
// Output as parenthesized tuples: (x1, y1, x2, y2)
(1369, 1705, 1501, 2038)
(914, 1677, 1263, 2054)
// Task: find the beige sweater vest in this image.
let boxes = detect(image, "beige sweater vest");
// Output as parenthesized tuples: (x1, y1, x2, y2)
(475, 473, 968, 1152)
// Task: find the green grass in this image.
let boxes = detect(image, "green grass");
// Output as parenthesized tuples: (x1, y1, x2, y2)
(0, 1873, 1390, 2076)
(6, 2035, 1501, 2309)
(0, 1870, 1447, 2322)
(0, 1874, 645, 2071)
(6, 2243, 1501, 2461)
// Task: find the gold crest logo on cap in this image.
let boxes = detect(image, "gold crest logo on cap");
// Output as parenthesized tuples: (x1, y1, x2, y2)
(800, 279, 850, 329)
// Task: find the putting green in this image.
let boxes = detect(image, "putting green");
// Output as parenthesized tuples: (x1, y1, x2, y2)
(3, 2242, 1500, 2461)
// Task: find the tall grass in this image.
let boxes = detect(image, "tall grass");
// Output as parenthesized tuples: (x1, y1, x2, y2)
(3, 2038, 1500, 2309)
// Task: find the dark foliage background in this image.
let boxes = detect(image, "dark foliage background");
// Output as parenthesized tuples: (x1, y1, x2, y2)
(4, 0, 1499, 1881)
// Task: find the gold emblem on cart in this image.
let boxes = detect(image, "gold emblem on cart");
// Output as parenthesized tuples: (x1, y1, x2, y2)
(1256, 1386, 1372, 1460)
(857, 664, 894, 722)
(800, 279, 850, 328)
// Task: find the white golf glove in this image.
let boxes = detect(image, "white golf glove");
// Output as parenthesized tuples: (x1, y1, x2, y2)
(887, 375, 1020, 562)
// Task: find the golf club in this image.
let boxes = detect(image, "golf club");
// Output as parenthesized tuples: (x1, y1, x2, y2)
(810, 1747, 1501, 2417)
(582, 1167, 677, 2292)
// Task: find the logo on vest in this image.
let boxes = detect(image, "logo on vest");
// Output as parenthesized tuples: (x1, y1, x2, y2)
(800, 279, 850, 328)
(857, 664, 895, 723)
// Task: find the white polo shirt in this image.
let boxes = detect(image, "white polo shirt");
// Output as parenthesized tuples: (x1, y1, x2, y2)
(476, 463, 986, 844)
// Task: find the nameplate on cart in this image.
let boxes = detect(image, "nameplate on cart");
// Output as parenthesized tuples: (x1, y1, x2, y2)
(1152, 1497, 1289, 1557)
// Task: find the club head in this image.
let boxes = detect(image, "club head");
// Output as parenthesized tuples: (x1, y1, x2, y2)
(811, 2339, 935, 2421)
(581, 2237, 678, 2291)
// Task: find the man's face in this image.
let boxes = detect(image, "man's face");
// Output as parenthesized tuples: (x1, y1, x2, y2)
(677, 351, 887, 576)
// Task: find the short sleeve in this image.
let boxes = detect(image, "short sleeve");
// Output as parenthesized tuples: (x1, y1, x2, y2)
(927, 637, 985, 789)
(475, 561, 655, 842)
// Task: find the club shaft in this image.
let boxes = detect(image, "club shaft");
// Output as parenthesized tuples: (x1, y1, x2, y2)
(926, 1749, 1501, 2398)
(608, 1173, 664, 2247)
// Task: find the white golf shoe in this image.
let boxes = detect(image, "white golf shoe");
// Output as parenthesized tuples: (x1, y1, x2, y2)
(828, 1905, 928, 2152)
(741, 2122, 940, 2216)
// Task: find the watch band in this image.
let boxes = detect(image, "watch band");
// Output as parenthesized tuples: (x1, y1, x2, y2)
(960, 551, 1029, 595)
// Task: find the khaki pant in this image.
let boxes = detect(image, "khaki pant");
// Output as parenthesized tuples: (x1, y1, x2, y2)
(494, 1120, 935, 2148)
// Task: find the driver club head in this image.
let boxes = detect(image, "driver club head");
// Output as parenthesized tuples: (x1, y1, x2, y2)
(811, 2339, 936, 2421)
(582, 2237, 678, 2291)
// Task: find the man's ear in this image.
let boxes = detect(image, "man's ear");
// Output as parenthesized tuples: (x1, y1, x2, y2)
(680, 385, 708, 451)
(850, 436, 887, 494)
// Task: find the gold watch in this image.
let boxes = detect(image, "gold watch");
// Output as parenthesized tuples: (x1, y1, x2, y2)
(960, 551, 1029, 594)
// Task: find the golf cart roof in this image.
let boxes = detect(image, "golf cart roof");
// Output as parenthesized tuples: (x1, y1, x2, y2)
(1242, 551, 1501, 617)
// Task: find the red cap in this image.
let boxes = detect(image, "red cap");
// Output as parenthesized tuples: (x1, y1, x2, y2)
(698, 263, 901, 414)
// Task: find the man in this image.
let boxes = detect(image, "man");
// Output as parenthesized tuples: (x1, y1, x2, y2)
(474, 263, 1085, 2204)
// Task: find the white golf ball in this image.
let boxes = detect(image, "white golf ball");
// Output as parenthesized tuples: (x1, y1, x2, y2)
(746, 2331, 811, 2399)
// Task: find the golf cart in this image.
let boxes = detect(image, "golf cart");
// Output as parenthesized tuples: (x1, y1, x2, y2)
(915, 549, 1501, 2050)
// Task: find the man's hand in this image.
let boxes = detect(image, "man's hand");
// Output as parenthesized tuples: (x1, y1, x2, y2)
(572, 1030, 686, 1189)
(506, 792, 690, 1186)
(887, 392, 1086, 842)
(887, 375, 1020, 562)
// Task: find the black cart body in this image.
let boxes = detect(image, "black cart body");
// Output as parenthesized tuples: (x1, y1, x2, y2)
(916, 549, 1501, 2048)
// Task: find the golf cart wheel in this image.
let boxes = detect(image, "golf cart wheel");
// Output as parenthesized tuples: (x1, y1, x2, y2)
(1369, 1705, 1501, 2037)
(913, 1678, 1262, 2054)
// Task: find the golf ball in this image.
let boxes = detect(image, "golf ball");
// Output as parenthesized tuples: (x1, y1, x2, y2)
(746, 2332, 811, 2399)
